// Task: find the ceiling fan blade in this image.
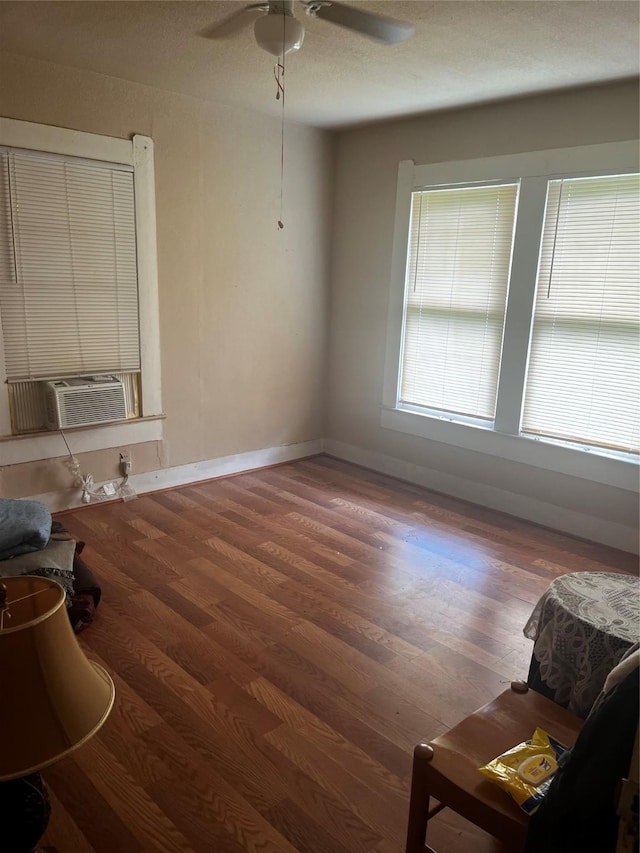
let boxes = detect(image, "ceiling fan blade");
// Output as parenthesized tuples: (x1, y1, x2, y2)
(304, 1, 413, 44)
(200, 3, 269, 39)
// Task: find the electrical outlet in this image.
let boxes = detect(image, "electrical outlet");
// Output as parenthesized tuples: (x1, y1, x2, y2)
(119, 449, 132, 477)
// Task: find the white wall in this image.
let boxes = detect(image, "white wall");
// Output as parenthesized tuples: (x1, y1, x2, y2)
(327, 81, 640, 553)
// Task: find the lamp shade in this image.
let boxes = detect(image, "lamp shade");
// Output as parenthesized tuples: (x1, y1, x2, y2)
(254, 12, 304, 56)
(0, 576, 115, 781)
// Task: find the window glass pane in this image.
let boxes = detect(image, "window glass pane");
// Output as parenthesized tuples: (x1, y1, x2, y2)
(399, 183, 518, 419)
(522, 174, 640, 453)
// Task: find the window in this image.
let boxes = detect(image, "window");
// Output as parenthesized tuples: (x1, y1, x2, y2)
(523, 174, 640, 453)
(0, 118, 162, 464)
(0, 149, 141, 432)
(400, 182, 518, 421)
(383, 141, 639, 479)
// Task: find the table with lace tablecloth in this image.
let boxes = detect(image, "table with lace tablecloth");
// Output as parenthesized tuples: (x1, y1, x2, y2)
(524, 571, 640, 719)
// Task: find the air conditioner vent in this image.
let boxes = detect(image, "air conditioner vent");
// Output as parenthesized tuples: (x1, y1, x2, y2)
(43, 377, 127, 429)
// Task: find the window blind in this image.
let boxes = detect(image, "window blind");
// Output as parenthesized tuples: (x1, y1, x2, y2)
(522, 174, 640, 453)
(399, 183, 518, 420)
(0, 150, 140, 382)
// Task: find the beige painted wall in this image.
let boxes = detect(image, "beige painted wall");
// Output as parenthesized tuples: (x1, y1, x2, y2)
(0, 51, 333, 499)
(327, 80, 640, 552)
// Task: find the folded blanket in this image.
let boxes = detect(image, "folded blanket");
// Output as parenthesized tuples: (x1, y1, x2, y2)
(0, 537, 76, 602)
(0, 499, 52, 560)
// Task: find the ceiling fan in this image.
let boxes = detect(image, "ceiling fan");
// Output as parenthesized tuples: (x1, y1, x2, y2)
(201, 0, 414, 56)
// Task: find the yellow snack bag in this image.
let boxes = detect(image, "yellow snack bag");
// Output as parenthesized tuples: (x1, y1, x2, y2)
(479, 728, 568, 814)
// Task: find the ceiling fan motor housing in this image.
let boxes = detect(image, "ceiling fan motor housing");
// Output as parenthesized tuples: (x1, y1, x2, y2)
(254, 1, 305, 55)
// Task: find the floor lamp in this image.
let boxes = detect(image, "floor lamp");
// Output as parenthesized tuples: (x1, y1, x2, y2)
(0, 575, 115, 852)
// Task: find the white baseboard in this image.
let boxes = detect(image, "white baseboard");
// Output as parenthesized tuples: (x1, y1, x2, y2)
(130, 439, 325, 494)
(324, 439, 639, 555)
(26, 438, 325, 514)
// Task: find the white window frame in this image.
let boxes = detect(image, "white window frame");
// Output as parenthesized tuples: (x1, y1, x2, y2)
(0, 117, 163, 465)
(382, 140, 639, 493)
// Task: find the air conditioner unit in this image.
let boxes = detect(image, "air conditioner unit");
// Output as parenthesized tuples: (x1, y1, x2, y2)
(43, 377, 127, 429)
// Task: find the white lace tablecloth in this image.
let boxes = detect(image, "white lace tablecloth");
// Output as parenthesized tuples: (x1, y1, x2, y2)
(524, 572, 640, 718)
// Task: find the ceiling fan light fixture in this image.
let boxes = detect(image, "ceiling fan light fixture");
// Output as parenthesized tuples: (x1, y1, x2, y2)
(254, 12, 304, 56)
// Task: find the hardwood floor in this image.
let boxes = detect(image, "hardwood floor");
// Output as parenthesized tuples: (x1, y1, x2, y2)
(41, 456, 637, 852)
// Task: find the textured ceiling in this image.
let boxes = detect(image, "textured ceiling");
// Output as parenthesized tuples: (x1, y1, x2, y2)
(0, 1, 638, 129)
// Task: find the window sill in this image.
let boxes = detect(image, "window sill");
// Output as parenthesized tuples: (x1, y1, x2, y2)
(0, 415, 165, 465)
(381, 406, 638, 493)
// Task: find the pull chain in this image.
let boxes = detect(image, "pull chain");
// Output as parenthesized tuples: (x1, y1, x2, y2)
(274, 59, 285, 230)
(275, 7, 287, 230)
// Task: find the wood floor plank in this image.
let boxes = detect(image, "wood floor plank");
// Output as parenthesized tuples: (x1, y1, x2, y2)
(41, 787, 96, 852)
(263, 797, 354, 853)
(204, 535, 290, 591)
(143, 729, 300, 853)
(244, 676, 408, 801)
(71, 737, 194, 852)
(45, 455, 636, 853)
(264, 723, 406, 847)
(43, 756, 145, 853)
(205, 620, 438, 778)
